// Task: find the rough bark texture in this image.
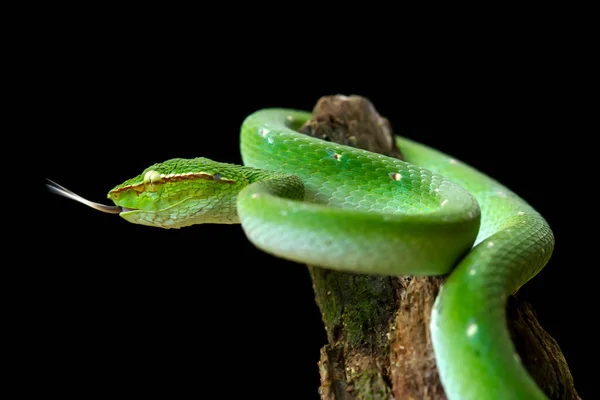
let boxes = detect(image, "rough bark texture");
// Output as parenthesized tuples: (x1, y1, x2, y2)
(300, 95, 580, 399)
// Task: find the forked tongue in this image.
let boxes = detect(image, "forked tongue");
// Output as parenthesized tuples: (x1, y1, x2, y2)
(46, 179, 122, 214)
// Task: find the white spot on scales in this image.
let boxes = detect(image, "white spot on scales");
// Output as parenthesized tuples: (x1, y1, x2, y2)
(466, 322, 478, 337)
(390, 172, 402, 181)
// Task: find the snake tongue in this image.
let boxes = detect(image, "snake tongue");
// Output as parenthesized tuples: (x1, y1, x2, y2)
(46, 179, 124, 214)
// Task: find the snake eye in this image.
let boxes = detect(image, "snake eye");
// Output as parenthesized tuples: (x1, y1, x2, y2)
(143, 170, 163, 192)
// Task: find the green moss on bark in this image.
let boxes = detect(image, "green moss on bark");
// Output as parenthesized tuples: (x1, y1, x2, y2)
(354, 369, 394, 400)
(309, 267, 396, 349)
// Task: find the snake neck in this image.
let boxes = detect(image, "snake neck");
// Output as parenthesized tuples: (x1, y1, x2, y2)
(178, 165, 304, 227)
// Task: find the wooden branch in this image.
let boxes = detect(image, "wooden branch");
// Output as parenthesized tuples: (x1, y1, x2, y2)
(299, 95, 580, 399)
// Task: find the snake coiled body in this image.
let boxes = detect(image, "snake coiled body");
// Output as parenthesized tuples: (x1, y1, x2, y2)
(238, 109, 554, 399)
(51, 108, 554, 399)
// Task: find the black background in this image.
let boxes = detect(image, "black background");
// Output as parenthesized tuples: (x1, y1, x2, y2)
(32, 24, 591, 399)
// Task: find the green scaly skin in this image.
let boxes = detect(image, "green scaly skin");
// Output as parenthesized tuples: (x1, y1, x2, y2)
(108, 109, 554, 399)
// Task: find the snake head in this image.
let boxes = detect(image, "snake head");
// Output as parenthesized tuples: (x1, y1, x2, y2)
(47, 158, 248, 229)
(107, 157, 246, 228)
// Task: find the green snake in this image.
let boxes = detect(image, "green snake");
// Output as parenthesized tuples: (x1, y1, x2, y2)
(47, 108, 554, 399)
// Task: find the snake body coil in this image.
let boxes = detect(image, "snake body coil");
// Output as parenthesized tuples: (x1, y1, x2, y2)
(238, 110, 553, 399)
(50, 108, 554, 399)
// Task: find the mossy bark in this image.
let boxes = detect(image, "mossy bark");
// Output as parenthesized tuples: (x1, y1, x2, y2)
(300, 95, 580, 399)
